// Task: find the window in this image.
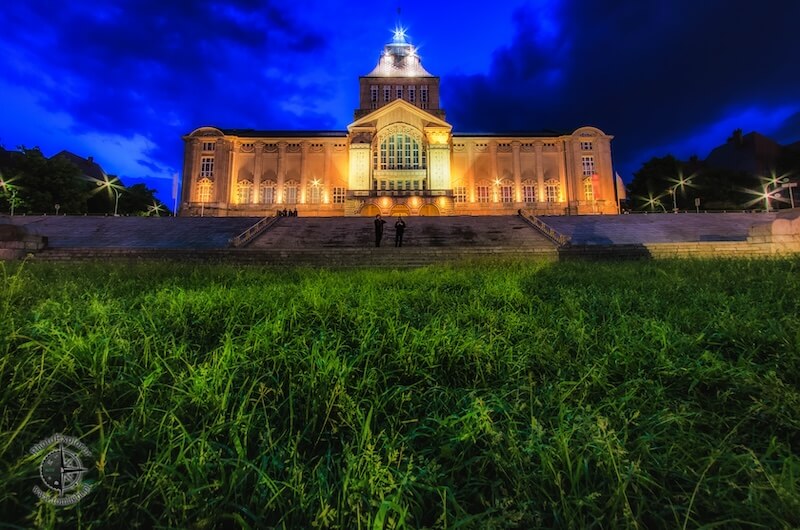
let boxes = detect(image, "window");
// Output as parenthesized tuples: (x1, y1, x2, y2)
(200, 156, 214, 178)
(376, 133, 426, 170)
(383, 86, 391, 102)
(396, 86, 403, 100)
(370, 86, 378, 103)
(500, 183, 514, 203)
(421, 85, 428, 109)
(333, 187, 345, 204)
(584, 177, 594, 201)
(237, 180, 252, 204)
(241, 142, 254, 149)
(582, 155, 595, 177)
(477, 184, 490, 203)
(408, 86, 415, 103)
(197, 178, 213, 202)
(454, 186, 467, 204)
(202, 141, 216, 152)
(308, 184, 321, 204)
(580, 141, 593, 151)
(285, 181, 298, 204)
(522, 181, 536, 203)
(545, 180, 560, 203)
(260, 181, 276, 204)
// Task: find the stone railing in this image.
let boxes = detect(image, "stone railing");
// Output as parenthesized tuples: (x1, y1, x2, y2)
(518, 209, 571, 247)
(229, 216, 279, 248)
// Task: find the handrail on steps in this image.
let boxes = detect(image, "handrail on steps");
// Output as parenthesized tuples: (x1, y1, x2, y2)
(229, 216, 279, 248)
(518, 209, 571, 247)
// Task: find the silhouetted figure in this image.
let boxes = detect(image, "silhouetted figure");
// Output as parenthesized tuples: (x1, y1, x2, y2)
(283, 208, 288, 217)
(394, 216, 406, 247)
(374, 214, 386, 247)
(293, 208, 298, 217)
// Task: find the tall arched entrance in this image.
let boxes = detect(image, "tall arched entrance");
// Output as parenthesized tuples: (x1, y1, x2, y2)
(419, 204, 440, 216)
(360, 204, 380, 217)
(390, 205, 410, 217)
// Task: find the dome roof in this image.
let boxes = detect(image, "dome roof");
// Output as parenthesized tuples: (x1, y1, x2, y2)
(364, 27, 434, 78)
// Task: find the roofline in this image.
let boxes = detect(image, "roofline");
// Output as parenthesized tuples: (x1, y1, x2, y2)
(453, 131, 568, 138)
(218, 129, 348, 138)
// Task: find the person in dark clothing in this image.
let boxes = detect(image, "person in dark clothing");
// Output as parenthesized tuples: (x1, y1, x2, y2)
(374, 214, 386, 247)
(394, 216, 406, 247)
(293, 208, 298, 217)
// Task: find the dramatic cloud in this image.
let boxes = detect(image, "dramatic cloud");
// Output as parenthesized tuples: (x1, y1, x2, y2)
(443, 0, 800, 178)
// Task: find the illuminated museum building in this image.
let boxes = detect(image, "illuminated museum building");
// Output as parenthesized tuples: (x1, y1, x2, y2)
(181, 29, 618, 216)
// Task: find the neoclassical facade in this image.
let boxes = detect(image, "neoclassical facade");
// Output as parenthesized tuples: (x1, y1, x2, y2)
(180, 30, 618, 217)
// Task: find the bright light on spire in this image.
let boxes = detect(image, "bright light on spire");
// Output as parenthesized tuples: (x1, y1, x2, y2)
(392, 25, 407, 43)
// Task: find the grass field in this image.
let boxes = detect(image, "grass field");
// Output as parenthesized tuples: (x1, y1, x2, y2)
(1, 259, 799, 529)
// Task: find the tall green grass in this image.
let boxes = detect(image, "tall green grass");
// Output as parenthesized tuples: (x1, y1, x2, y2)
(1, 259, 799, 528)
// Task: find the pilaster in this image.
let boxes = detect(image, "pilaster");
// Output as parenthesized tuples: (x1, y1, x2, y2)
(276, 142, 287, 204)
(512, 141, 521, 202)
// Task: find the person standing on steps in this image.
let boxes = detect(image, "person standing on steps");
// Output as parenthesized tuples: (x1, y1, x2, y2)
(374, 214, 386, 247)
(394, 216, 406, 247)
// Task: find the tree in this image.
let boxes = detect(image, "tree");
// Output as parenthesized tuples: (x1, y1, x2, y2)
(0, 147, 91, 214)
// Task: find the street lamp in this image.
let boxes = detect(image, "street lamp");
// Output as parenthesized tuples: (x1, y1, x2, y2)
(667, 173, 693, 213)
(0, 177, 18, 216)
(96, 176, 123, 216)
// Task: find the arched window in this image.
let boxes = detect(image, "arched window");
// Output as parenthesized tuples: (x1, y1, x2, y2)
(375, 133, 426, 170)
(308, 182, 321, 204)
(197, 178, 213, 202)
(583, 177, 594, 201)
(260, 181, 276, 204)
(476, 180, 491, 203)
(498, 179, 514, 203)
(237, 180, 253, 204)
(522, 179, 537, 203)
(545, 179, 560, 203)
(285, 180, 299, 204)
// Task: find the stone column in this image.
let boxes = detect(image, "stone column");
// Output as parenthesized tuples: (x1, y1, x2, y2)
(228, 141, 238, 204)
(323, 143, 331, 203)
(558, 140, 568, 204)
(276, 142, 287, 204)
(512, 141, 522, 203)
(490, 142, 498, 201)
(299, 141, 308, 203)
(534, 141, 545, 204)
(468, 142, 475, 202)
(216, 138, 231, 206)
(253, 141, 264, 204)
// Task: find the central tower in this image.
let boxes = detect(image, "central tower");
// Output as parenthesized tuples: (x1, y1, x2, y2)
(354, 27, 445, 120)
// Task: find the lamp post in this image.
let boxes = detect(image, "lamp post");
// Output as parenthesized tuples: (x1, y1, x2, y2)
(780, 178, 797, 209)
(0, 178, 18, 216)
(96, 177, 123, 216)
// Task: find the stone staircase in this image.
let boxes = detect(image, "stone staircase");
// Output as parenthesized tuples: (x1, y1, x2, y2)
(248, 215, 554, 249)
(21, 214, 558, 266)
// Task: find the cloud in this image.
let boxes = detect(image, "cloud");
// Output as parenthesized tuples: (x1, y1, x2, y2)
(443, 0, 800, 178)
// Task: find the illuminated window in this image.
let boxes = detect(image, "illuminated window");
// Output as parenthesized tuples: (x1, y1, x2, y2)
(584, 177, 594, 200)
(408, 86, 415, 103)
(454, 186, 467, 203)
(477, 183, 490, 203)
(197, 178, 213, 202)
(260, 181, 276, 204)
(396, 86, 403, 100)
(308, 184, 321, 204)
(383, 86, 391, 102)
(202, 141, 216, 152)
(580, 141, 593, 151)
(241, 142, 253, 149)
(376, 133, 426, 170)
(285, 181, 298, 204)
(370, 86, 378, 103)
(545, 180, 560, 202)
(333, 187, 345, 204)
(500, 182, 514, 203)
(237, 180, 252, 204)
(200, 156, 214, 178)
(522, 180, 536, 203)
(582, 155, 595, 177)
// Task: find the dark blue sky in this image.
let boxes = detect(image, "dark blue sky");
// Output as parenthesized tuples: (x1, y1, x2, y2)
(2, 0, 799, 205)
